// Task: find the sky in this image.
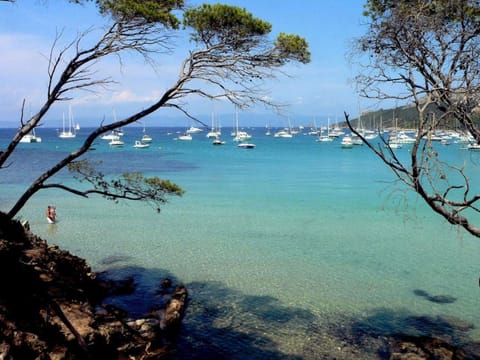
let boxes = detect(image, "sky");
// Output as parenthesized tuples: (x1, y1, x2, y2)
(0, 0, 375, 128)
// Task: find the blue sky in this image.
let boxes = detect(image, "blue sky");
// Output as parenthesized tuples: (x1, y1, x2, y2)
(0, 0, 374, 128)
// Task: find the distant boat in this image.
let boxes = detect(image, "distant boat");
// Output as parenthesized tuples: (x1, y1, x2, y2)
(109, 135, 124, 147)
(141, 122, 152, 143)
(206, 112, 221, 138)
(329, 116, 345, 138)
(340, 135, 353, 148)
(58, 106, 76, 138)
(386, 141, 403, 149)
(316, 123, 334, 142)
(177, 133, 193, 141)
(232, 107, 252, 142)
(212, 138, 226, 145)
(20, 128, 42, 143)
(101, 130, 121, 140)
(265, 125, 271, 136)
(75, 123, 80, 131)
(141, 133, 153, 143)
(274, 129, 293, 138)
(351, 134, 364, 145)
(133, 140, 150, 148)
(186, 126, 203, 134)
(237, 142, 256, 149)
(467, 143, 480, 151)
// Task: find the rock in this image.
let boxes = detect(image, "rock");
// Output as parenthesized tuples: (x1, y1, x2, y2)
(388, 335, 466, 360)
(0, 214, 188, 359)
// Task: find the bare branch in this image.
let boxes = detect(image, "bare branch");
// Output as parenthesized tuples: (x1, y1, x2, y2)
(3, 3, 310, 219)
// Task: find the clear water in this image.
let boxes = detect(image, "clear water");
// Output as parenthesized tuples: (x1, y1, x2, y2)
(2, 127, 480, 358)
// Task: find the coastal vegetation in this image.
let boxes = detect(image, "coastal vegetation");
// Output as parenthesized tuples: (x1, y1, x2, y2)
(349, 0, 480, 238)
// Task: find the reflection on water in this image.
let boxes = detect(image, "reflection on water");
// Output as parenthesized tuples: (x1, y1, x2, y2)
(46, 223, 58, 237)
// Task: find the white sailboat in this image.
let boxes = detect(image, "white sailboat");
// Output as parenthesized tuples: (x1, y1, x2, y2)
(329, 115, 345, 138)
(141, 122, 152, 143)
(20, 128, 42, 143)
(274, 117, 294, 138)
(265, 121, 271, 136)
(232, 107, 252, 142)
(206, 112, 221, 138)
(59, 106, 76, 138)
(316, 118, 334, 142)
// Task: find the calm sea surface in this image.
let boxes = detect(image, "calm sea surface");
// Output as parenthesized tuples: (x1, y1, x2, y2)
(2, 126, 480, 358)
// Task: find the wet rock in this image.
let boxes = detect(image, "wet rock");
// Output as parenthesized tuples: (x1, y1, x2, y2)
(388, 335, 466, 360)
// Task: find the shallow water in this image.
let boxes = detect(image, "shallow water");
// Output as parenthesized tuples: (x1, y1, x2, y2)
(2, 127, 480, 358)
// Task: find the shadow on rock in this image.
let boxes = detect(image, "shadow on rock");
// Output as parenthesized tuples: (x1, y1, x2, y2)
(338, 308, 480, 359)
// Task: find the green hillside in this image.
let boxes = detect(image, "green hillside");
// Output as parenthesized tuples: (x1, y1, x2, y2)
(347, 104, 480, 130)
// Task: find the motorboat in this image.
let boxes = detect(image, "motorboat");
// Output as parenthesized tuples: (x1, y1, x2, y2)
(109, 136, 124, 147)
(467, 143, 480, 151)
(341, 135, 353, 148)
(133, 140, 150, 148)
(274, 129, 293, 138)
(141, 134, 153, 143)
(101, 130, 121, 140)
(186, 126, 203, 134)
(177, 133, 193, 141)
(351, 135, 363, 145)
(212, 138, 226, 145)
(237, 142, 256, 149)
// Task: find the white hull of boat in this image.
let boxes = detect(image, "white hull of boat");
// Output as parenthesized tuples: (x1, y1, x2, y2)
(237, 143, 256, 149)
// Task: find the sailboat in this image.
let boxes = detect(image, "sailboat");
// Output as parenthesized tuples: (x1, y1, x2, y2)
(141, 122, 153, 143)
(274, 117, 294, 138)
(58, 106, 76, 138)
(206, 112, 221, 138)
(316, 117, 334, 142)
(231, 107, 252, 142)
(20, 128, 42, 143)
(265, 121, 271, 136)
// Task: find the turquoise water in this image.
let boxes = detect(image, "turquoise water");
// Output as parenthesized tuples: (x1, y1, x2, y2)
(2, 127, 480, 358)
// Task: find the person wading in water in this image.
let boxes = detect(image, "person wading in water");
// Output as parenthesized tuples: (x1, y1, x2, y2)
(46, 205, 56, 224)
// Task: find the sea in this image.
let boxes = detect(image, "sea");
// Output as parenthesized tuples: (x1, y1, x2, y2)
(2, 126, 480, 359)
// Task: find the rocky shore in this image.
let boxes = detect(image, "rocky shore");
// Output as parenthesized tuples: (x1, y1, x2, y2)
(0, 212, 187, 359)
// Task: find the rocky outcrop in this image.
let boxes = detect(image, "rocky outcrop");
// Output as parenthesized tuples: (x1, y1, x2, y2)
(0, 213, 187, 359)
